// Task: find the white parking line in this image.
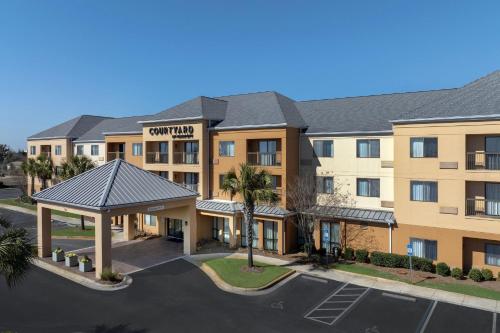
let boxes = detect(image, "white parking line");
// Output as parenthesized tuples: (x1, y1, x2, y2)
(418, 300, 437, 333)
(301, 275, 329, 283)
(382, 292, 417, 302)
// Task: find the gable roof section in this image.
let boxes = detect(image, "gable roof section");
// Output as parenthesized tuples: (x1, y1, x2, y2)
(296, 89, 456, 135)
(139, 96, 227, 124)
(28, 115, 111, 140)
(394, 70, 500, 123)
(75, 115, 154, 142)
(213, 91, 307, 130)
(32, 159, 197, 210)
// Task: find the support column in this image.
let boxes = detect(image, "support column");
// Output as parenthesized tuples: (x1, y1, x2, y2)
(123, 214, 136, 241)
(258, 220, 264, 250)
(37, 205, 51, 257)
(183, 199, 198, 255)
(229, 216, 237, 248)
(95, 214, 112, 279)
(277, 220, 284, 255)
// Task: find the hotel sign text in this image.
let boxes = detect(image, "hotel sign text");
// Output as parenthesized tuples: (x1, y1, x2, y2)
(149, 125, 195, 139)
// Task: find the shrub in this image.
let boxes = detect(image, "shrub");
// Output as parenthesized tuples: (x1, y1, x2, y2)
(411, 257, 435, 273)
(100, 268, 122, 282)
(355, 249, 369, 263)
(344, 247, 354, 260)
(468, 268, 483, 282)
(451, 267, 463, 280)
(80, 255, 91, 263)
(65, 252, 77, 258)
(370, 251, 434, 272)
(436, 262, 450, 276)
(481, 268, 494, 281)
(53, 247, 64, 254)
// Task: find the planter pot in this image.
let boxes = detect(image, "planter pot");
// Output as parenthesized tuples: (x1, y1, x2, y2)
(79, 261, 93, 272)
(65, 256, 78, 267)
(52, 252, 65, 262)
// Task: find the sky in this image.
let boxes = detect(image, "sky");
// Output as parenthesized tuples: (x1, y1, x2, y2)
(1, 0, 500, 150)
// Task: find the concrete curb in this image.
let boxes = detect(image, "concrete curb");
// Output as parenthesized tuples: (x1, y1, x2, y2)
(291, 264, 500, 313)
(33, 259, 132, 292)
(185, 254, 298, 296)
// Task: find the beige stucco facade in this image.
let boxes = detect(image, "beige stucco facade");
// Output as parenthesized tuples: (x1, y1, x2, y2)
(105, 134, 144, 168)
(73, 142, 106, 165)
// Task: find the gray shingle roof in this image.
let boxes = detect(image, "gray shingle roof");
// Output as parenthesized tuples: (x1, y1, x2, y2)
(196, 199, 294, 218)
(213, 92, 307, 129)
(140, 96, 227, 124)
(33, 159, 197, 210)
(28, 115, 111, 140)
(74, 115, 154, 142)
(296, 89, 456, 135)
(308, 205, 394, 224)
(394, 70, 500, 123)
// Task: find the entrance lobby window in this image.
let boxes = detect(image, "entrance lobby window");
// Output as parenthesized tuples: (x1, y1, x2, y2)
(264, 221, 278, 251)
(241, 220, 258, 248)
(321, 221, 340, 253)
(212, 218, 219, 240)
(167, 218, 183, 240)
(144, 214, 156, 227)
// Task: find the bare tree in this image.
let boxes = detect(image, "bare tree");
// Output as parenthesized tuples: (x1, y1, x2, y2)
(287, 173, 354, 257)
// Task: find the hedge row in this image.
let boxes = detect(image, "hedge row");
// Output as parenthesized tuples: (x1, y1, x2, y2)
(370, 251, 434, 272)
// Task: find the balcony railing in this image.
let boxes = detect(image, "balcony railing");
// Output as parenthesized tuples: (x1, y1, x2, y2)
(180, 183, 199, 192)
(107, 152, 125, 161)
(146, 152, 168, 164)
(247, 152, 282, 166)
(173, 152, 199, 164)
(466, 198, 500, 217)
(466, 152, 500, 170)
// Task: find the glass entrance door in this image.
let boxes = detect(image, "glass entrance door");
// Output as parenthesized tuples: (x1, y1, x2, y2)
(166, 218, 183, 240)
(321, 221, 340, 253)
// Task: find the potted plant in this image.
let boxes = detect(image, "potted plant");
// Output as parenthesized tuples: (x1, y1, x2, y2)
(65, 252, 78, 267)
(79, 255, 93, 272)
(52, 247, 65, 262)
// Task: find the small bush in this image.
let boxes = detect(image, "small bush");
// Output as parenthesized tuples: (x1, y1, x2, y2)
(411, 257, 435, 273)
(436, 262, 450, 276)
(355, 249, 369, 263)
(370, 251, 434, 272)
(100, 268, 122, 282)
(344, 247, 354, 260)
(451, 267, 463, 280)
(79, 255, 91, 263)
(468, 268, 483, 282)
(481, 268, 494, 281)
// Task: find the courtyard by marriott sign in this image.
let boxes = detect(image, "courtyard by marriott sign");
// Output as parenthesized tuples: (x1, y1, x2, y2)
(149, 125, 194, 139)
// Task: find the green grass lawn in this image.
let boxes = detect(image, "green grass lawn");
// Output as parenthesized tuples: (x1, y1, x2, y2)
(332, 263, 500, 301)
(204, 258, 291, 288)
(0, 198, 80, 219)
(52, 226, 95, 237)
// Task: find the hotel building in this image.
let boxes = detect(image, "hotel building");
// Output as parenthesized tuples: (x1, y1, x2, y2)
(27, 70, 500, 273)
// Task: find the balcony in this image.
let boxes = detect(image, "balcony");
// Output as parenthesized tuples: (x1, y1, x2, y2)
(173, 152, 199, 164)
(466, 198, 500, 218)
(146, 152, 168, 164)
(107, 152, 125, 161)
(247, 152, 282, 166)
(466, 152, 500, 170)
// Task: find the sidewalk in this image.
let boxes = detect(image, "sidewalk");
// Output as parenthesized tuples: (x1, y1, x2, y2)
(291, 263, 500, 313)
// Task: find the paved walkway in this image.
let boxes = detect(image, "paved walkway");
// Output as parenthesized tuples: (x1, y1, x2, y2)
(290, 263, 499, 313)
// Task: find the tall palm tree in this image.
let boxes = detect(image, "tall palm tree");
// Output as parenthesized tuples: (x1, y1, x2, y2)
(21, 157, 37, 196)
(35, 155, 53, 190)
(0, 216, 34, 287)
(221, 163, 278, 268)
(60, 156, 96, 230)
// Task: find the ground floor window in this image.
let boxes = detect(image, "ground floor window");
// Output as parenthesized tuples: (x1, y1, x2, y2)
(223, 218, 230, 244)
(485, 243, 500, 266)
(212, 217, 229, 243)
(321, 221, 340, 253)
(410, 238, 437, 260)
(167, 218, 183, 239)
(212, 218, 219, 240)
(264, 221, 278, 251)
(241, 220, 258, 248)
(144, 214, 156, 227)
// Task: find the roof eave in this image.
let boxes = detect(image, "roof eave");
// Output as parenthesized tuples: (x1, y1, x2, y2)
(138, 116, 204, 124)
(391, 114, 500, 125)
(303, 130, 393, 137)
(211, 123, 288, 131)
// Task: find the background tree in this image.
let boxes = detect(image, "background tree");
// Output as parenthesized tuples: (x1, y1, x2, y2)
(34, 155, 53, 190)
(286, 173, 354, 257)
(60, 156, 96, 230)
(0, 216, 34, 287)
(222, 163, 278, 268)
(0, 144, 10, 164)
(22, 157, 37, 196)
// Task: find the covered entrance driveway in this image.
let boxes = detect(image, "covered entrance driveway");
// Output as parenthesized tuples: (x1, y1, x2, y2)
(33, 159, 198, 278)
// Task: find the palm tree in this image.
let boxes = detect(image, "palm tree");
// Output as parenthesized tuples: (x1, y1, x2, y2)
(35, 154, 53, 190)
(60, 156, 96, 230)
(0, 216, 34, 287)
(221, 163, 278, 268)
(21, 157, 37, 196)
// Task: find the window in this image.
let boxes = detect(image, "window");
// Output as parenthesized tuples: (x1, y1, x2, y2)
(132, 143, 142, 156)
(91, 145, 99, 156)
(317, 176, 334, 194)
(410, 238, 437, 260)
(485, 244, 500, 266)
(357, 178, 380, 197)
(264, 221, 278, 251)
(485, 183, 500, 216)
(357, 139, 380, 158)
(76, 145, 84, 156)
(321, 221, 340, 253)
(54, 166, 63, 176)
(219, 174, 226, 189)
(241, 220, 258, 248)
(313, 140, 334, 157)
(144, 214, 156, 227)
(30, 146, 36, 155)
(410, 137, 438, 158)
(212, 218, 220, 240)
(411, 181, 438, 202)
(55, 145, 62, 156)
(159, 171, 168, 179)
(223, 218, 230, 244)
(167, 218, 183, 239)
(219, 141, 235, 157)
